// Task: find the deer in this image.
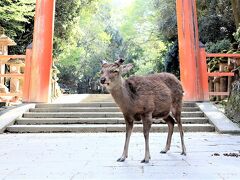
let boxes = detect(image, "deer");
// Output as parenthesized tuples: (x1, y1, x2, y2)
(100, 59, 186, 163)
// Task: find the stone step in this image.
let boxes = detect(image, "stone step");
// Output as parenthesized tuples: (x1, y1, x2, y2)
(15, 117, 209, 125)
(35, 102, 197, 108)
(29, 107, 200, 113)
(5, 124, 215, 133)
(4, 98, 215, 134)
(35, 102, 117, 108)
(22, 111, 205, 118)
(80, 94, 114, 102)
(30, 107, 120, 112)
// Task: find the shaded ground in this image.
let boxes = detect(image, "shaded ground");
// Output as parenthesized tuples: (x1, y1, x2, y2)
(0, 132, 239, 180)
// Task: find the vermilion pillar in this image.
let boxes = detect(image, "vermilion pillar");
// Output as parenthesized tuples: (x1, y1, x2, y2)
(23, 44, 32, 102)
(28, 0, 56, 102)
(176, 0, 208, 101)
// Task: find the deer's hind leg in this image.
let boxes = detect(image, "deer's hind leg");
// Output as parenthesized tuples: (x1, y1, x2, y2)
(172, 104, 186, 155)
(161, 115, 175, 153)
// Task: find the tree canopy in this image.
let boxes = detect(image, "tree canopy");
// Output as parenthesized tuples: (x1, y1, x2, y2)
(54, 0, 167, 93)
(1, 0, 240, 94)
(0, 0, 35, 54)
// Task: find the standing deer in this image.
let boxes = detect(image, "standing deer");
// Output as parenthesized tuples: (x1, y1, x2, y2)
(100, 59, 186, 163)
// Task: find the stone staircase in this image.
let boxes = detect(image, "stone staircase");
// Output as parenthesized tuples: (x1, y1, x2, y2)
(5, 95, 215, 133)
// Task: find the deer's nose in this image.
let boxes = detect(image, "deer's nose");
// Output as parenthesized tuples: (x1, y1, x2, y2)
(100, 77, 106, 84)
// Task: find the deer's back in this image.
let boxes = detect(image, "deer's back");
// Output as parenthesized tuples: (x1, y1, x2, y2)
(125, 73, 183, 116)
(126, 72, 183, 98)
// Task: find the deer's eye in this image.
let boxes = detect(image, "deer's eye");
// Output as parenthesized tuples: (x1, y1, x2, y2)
(110, 69, 119, 73)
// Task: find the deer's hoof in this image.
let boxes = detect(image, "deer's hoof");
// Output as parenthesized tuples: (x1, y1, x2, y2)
(181, 151, 187, 156)
(160, 150, 167, 154)
(160, 147, 170, 154)
(117, 157, 126, 162)
(141, 159, 149, 163)
(160, 149, 169, 154)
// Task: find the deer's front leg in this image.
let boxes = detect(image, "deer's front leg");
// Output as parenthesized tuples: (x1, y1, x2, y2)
(141, 113, 152, 163)
(117, 118, 134, 162)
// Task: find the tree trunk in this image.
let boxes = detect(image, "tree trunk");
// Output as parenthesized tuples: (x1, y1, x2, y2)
(231, 0, 240, 29)
(225, 79, 240, 123)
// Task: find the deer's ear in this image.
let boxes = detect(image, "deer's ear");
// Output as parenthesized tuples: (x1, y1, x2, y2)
(122, 63, 133, 74)
(115, 58, 125, 66)
(101, 60, 108, 68)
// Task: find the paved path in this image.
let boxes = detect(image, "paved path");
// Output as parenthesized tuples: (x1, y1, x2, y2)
(0, 132, 240, 180)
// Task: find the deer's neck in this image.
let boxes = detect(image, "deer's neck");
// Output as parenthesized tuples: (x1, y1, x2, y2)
(109, 78, 132, 111)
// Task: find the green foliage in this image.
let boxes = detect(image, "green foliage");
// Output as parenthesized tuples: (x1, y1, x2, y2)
(205, 39, 232, 53)
(152, 0, 177, 41)
(0, 0, 35, 54)
(0, 0, 35, 36)
(104, 26, 124, 60)
(54, 0, 100, 57)
(118, 0, 166, 75)
(54, 0, 237, 91)
(164, 41, 179, 77)
(199, 15, 235, 43)
(197, 0, 235, 43)
(54, 0, 113, 93)
(54, 0, 167, 92)
(205, 39, 231, 72)
(57, 65, 82, 93)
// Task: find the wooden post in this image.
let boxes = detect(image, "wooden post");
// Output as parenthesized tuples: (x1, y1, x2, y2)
(29, 0, 56, 102)
(209, 77, 214, 92)
(214, 77, 220, 101)
(219, 63, 228, 99)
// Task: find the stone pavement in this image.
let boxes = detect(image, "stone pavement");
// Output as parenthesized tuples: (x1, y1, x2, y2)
(0, 132, 240, 180)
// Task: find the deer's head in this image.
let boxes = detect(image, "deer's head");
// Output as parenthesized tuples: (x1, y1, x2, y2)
(100, 59, 133, 90)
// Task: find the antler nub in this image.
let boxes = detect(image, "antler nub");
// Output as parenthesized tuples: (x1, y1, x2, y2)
(115, 58, 125, 65)
(101, 60, 107, 64)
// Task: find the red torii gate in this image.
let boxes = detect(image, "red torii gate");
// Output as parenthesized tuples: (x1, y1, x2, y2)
(23, 0, 209, 103)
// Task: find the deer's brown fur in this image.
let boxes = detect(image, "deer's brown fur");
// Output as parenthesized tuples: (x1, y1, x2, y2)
(100, 59, 186, 163)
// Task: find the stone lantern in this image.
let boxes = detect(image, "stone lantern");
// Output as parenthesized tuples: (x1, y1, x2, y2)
(6, 58, 25, 93)
(0, 27, 16, 85)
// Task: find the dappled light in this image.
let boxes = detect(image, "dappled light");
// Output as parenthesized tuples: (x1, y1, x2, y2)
(54, 0, 167, 94)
